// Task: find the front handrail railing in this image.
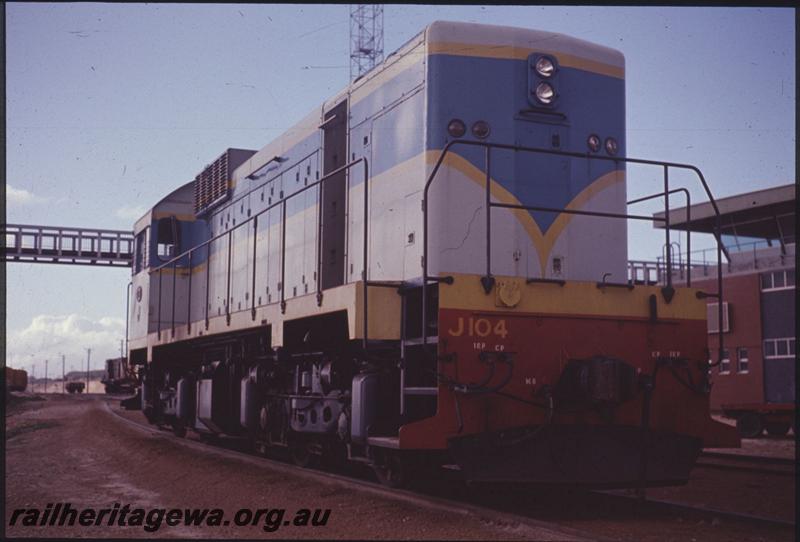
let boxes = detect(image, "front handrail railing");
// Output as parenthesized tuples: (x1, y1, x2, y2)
(422, 140, 726, 366)
(150, 158, 371, 349)
(627, 188, 691, 285)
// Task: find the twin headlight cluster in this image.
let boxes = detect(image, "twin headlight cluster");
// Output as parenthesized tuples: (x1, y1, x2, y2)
(531, 56, 557, 105)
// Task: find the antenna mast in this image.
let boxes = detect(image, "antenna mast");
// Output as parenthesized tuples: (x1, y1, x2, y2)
(349, 4, 384, 81)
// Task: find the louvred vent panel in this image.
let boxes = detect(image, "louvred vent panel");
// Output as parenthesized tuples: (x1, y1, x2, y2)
(193, 148, 257, 216)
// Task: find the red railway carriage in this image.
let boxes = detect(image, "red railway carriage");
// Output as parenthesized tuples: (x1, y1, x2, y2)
(5, 367, 29, 392)
(653, 184, 796, 439)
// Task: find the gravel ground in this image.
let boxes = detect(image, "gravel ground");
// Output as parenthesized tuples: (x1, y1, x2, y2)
(4, 393, 578, 540)
(638, 416, 796, 524)
(709, 415, 796, 459)
(5, 393, 795, 541)
(644, 467, 795, 523)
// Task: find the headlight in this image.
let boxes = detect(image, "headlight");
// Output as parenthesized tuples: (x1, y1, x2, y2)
(534, 56, 556, 78)
(534, 82, 555, 105)
(605, 137, 619, 155)
(587, 134, 601, 153)
(471, 120, 491, 139)
(447, 119, 466, 138)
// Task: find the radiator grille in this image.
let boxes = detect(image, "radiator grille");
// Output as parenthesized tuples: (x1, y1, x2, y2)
(193, 148, 256, 216)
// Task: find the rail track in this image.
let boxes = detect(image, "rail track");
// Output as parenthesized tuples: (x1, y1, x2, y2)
(595, 490, 795, 529)
(103, 398, 794, 537)
(696, 450, 795, 477)
(102, 399, 603, 541)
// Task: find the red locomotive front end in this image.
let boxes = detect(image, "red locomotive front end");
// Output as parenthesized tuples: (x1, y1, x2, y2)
(399, 274, 739, 486)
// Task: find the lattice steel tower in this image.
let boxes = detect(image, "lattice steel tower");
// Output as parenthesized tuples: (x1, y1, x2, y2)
(349, 5, 384, 81)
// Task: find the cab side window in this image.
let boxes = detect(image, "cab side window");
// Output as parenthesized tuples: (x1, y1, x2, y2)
(134, 229, 148, 273)
(156, 217, 180, 260)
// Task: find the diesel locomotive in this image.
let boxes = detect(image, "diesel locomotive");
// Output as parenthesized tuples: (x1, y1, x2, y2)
(127, 21, 738, 487)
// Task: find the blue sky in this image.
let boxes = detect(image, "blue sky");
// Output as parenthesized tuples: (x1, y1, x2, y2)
(5, 4, 795, 374)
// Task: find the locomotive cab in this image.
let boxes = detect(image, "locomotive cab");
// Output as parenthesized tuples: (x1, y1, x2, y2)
(128, 181, 203, 362)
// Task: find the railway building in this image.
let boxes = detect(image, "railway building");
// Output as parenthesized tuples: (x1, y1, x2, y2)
(652, 183, 796, 437)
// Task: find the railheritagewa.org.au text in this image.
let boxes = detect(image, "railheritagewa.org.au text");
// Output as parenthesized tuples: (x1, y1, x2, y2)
(9, 503, 331, 533)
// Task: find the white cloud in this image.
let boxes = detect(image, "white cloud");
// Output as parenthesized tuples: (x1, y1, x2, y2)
(6, 314, 126, 375)
(6, 184, 46, 206)
(115, 205, 147, 221)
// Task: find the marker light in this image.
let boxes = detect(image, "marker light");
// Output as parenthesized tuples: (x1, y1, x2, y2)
(605, 137, 619, 156)
(534, 82, 555, 105)
(587, 134, 601, 153)
(471, 120, 491, 139)
(535, 56, 556, 78)
(447, 119, 466, 138)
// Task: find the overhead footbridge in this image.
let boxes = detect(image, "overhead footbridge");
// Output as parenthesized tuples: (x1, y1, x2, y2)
(1, 223, 134, 267)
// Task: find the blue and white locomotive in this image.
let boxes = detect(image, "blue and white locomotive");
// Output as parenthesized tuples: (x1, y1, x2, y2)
(128, 21, 736, 486)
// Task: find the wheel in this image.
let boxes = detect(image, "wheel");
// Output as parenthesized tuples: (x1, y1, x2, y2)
(172, 421, 187, 438)
(290, 441, 317, 468)
(254, 440, 270, 457)
(143, 407, 157, 424)
(737, 413, 764, 438)
(372, 452, 411, 489)
(765, 422, 790, 436)
(319, 442, 348, 470)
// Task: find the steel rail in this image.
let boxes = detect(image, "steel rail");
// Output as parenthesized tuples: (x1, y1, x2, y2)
(594, 490, 794, 528)
(102, 399, 608, 542)
(700, 451, 796, 465)
(696, 451, 796, 476)
(104, 399, 793, 532)
(694, 458, 795, 477)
